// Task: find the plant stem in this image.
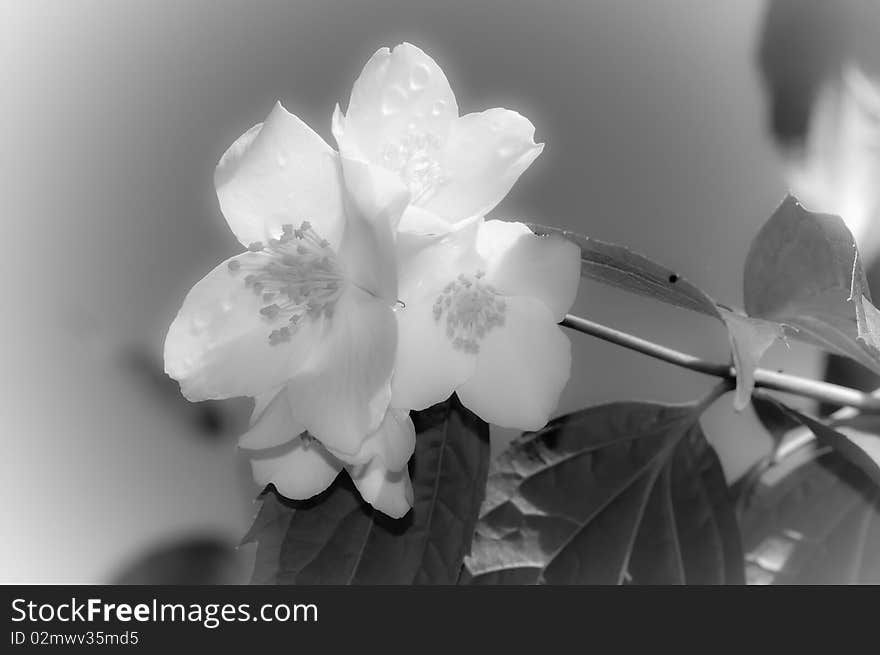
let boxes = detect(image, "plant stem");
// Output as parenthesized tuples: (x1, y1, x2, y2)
(561, 313, 880, 414)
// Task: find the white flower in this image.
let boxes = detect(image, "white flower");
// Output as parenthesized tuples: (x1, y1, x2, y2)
(166, 45, 570, 518)
(164, 102, 409, 459)
(241, 390, 415, 518)
(332, 42, 543, 233)
(392, 218, 581, 431)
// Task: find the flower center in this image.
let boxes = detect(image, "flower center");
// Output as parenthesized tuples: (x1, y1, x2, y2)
(380, 128, 445, 203)
(227, 221, 345, 346)
(432, 271, 506, 353)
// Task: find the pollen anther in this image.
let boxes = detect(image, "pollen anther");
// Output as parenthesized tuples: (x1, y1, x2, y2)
(433, 270, 506, 353)
(232, 221, 344, 345)
(381, 128, 446, 203)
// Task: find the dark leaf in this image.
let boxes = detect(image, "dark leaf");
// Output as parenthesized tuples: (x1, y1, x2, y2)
(528, 224, 782, 407)
(751, 396, 804, 444)
(464, 401, 743, 584)
(743, 195, 880, 375)
(527, 223, 721, 319)
(757, 395, 880, 488)
(242, 395, 490, 584)
(740, 440, 880, 584)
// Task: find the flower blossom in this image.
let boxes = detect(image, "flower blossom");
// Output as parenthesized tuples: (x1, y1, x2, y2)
(392, 218, 581, 431)
(165, 43, 580, 518)
(163, 102, 416, 514)
(330, 43, 581, 428)
(332, 42, 544, 233)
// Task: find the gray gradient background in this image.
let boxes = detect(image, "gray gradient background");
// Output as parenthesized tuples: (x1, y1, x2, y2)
(3, 0, 818, 583)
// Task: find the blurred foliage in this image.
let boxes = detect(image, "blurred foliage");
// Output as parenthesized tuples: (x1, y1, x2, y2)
(740, 441, 880, 584)
(121, 347, 250, 440)
(110, 536, 247, 585)
(759, 0, 880, 148)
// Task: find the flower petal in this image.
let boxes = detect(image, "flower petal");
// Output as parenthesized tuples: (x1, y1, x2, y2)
(392, 224, 483, 410)
(397, 205, 454, 237)
(164, 253, 323, 401)
(349, 459, 414, 519)
(215, 102, 345, 249)
(391, 295, 476, 411)
(334, 43, 458, 166)
(395, 210, 452, 282)
(327, 409, 415, 471)
(339, 156, 410, 232)
(396, 216, 482, 303)
(457, 296, 571, 431)
(478, 220, 581, 321)
(337, 157, 406, 302)
(250, 437, 342, 500)
(250, 386, 283, 426)
(239, 390, 304, 450)
(285, 287, 396, 457)
(421, 108, 543, 222)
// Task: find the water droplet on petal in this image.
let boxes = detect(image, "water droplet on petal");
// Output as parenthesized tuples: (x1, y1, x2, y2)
(409, 63, 431, 91)
(430, 100, 446, 117)
(381, 85, 408, 116)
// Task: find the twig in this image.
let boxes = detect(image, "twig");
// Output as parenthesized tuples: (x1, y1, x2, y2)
(561, 313, 880, 414)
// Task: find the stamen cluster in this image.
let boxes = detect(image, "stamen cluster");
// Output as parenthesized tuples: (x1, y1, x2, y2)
(433, 271, 507, 353)
(227, 221, 345, 345)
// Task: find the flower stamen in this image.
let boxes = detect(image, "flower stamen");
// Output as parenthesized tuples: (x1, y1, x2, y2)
(433, 271, 506, 353)
(228, 221, 345, 345)
(380, 128, 446, 203)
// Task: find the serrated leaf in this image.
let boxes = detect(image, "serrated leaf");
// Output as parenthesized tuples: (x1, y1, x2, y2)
(744, 195, 880, 375)
(757, 395, 880, 488)
(243, 395, 490, 584)
(463, 401, 743, 584)
(741, 443, 880, 584)
(527, 223, 721, 319)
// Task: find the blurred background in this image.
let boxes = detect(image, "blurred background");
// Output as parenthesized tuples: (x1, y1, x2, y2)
(3, 0, 878, 583)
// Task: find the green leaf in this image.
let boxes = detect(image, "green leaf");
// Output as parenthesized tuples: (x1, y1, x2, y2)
(527, 223, 721, 319)
(243, 395, 490, 584)
(757, 395, 880, 488)
(741, 442, 880, 584)
(463, 400, 743, 584)
(744, 195, 880, 375)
